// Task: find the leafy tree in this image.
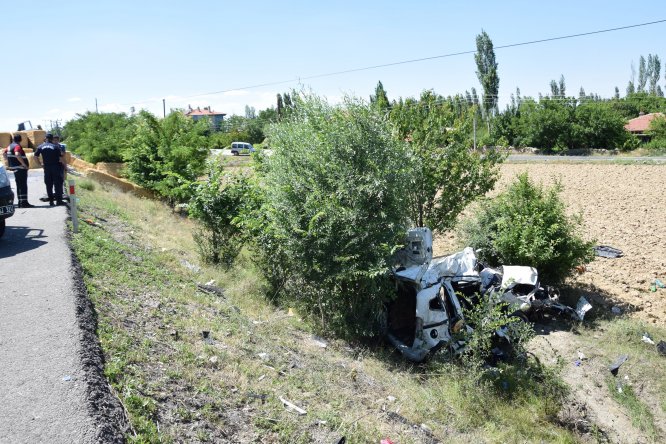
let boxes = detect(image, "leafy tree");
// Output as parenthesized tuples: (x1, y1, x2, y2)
(460, 173, 595, 284)
(258, 93, 414, 336)
(244, 105, 256, 119)
(124, 111, 209, 204)
(62, 111, 134, 163)
(370, 80, 391, 113)
(474, 30, 499, 118)
(390, 90, 504, 231)
(558, 75, 566, 98)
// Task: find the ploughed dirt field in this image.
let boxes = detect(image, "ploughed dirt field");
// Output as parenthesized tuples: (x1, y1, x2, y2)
(434, 163, 666, 327)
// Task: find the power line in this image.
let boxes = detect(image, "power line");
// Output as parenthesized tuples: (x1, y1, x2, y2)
(120, 18, 666, 107)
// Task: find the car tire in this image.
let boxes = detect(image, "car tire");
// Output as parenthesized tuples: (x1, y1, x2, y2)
(0, 218, 5, 238)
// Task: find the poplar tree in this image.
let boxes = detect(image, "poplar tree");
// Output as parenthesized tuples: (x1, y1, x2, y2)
(638, 55, 647, 92)
(474, 30, 499, 118)
(370, 81, 391, 112)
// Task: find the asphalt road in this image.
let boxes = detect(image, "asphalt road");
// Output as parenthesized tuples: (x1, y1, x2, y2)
(0, 170, 96, 443)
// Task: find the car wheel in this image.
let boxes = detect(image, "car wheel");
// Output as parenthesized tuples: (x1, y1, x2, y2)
(0, 218, 5, 238)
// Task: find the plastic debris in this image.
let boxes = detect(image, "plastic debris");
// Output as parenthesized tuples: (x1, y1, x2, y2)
(574, 360, 582, 367)
(181, 259, 201, 273)
(575, 297, 592, 321)
(279, 396, 307, 415)
(611, 306, 622, 315)
(380, 439, 395, 444)
(655, 279, 665, 289)
(312, 335, 328, 348)
(594, 245, 623, 258)
(642, 333, 655, 345)
(609, 354, 629, 376)
(62, 375, 72, 382)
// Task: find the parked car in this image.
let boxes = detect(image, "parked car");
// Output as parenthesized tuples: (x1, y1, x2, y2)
(230, 142, 255, 156)
(0, 164, 15, 238)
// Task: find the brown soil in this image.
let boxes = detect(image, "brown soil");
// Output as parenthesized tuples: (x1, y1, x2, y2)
(434, 163, 666, 326)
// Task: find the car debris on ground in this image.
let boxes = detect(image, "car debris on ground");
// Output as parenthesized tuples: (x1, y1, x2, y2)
(385, 227, 592, 362)
(593, 245, 623, 258)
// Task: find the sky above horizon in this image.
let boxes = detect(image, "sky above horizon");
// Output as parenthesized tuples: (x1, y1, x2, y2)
(1, 0, 665, 132)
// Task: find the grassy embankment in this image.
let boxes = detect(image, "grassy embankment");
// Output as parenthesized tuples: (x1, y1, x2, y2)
(69, 176, 664, 443)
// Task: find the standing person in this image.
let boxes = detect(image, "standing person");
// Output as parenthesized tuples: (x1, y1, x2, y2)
(53, 135, 68, 197)
(34, 133, 65, 206)
(4, 134, 34, 208)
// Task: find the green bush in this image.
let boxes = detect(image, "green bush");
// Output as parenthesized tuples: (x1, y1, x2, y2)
(258, 93, 414, 337)
(62, 111, 134, 163)
(189, 159, 261, 266)
(124, 111, 209, 205)
(460, 173, 594, 283)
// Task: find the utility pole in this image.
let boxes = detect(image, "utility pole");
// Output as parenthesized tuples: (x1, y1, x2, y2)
(163, 98, 166, 118)
(95, 98, 98, 113)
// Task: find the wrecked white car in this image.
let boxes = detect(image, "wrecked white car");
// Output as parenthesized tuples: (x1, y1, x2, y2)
(385, 228, 590, 362)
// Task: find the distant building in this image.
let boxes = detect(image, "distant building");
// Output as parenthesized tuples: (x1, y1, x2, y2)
(624, 112, 665, 140)
(185, 105, 226, 130)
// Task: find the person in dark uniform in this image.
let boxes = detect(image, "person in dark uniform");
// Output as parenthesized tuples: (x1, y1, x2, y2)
(3, 134, 34, 208)
(34, 133, 65, 206)
(53, 135, 68, 197)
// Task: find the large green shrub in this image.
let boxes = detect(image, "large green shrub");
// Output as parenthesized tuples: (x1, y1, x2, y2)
(62, 111, 134, 163)
(460, 173, 594, 283)
(258, 93, 414, 337)
(124, 111, 209, 204)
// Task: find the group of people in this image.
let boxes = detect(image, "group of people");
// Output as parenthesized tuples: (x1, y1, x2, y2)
(3, 133, 67, 207)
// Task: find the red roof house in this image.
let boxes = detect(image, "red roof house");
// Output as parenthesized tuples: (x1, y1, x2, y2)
(624, 112, 664, 134)
(185, 105, 226, 129)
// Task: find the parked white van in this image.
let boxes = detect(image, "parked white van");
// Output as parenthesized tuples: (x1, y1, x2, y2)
(230, 142, 255, 156)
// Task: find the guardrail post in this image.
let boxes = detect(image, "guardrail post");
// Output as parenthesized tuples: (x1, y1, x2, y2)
(68, 179, 78, 233)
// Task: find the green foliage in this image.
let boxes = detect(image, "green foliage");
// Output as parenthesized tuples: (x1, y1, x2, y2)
(189, 159, 261, 266)
(460, 173, 595, 283)
(369, 80, 390, 113)
(390, 90, 504, 231)
(259, 93, 414, 337)
(62, 111, 134, 163)
(78, 180, 96, 191)
(124, 111, 209, 205)
(460, 298, 535, 369)
(475, 30, 499, 118)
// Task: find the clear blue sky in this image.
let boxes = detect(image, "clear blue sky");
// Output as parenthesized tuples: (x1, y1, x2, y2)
(1, 0, 665, 131)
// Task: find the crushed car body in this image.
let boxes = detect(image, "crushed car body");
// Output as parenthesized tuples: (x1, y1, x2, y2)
(386, 228, 591, 362)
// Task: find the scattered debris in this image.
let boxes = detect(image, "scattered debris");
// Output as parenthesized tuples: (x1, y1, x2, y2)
(611, 306, 622, 315)
(594, 245, 623, 258)
(574, 360, 582, 367)
(201, 330, 214, 345)
(209, 356, 218, 364)
(62, 375, 72, 382)
(258, 374, 266, 381)
(380, 438, 395, 444)
(258, 352, 270, 361)
(196, 283, 225, 298)
(575, 297, 592, 321)
(658, 341, 666, 357)
(332, 437, 345, 444)
(83, 218, 102, 228)
(609, 355, 629, 376)
(169, 330, 179, 340)
(312, 335, 328, 348)
(387, 395, 396, 402)
(655, 278, 665, 289)
(641, 333, 655, 345)
(181, 259, 201, 273)
(279, 396, 307, 415)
